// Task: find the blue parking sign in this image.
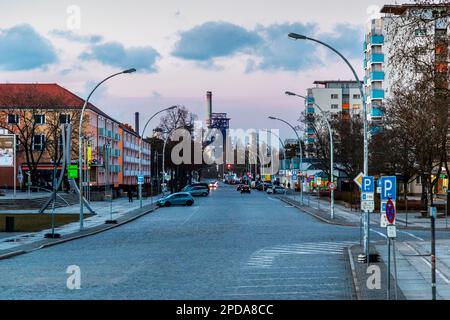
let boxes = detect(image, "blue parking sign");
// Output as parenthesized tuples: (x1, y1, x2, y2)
(381, 176, 396, 201)
(362, 176, 374, 193)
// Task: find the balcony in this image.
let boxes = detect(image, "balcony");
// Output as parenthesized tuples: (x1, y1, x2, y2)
(370, 53, 384, 64)
(371, 71, 385, 81)
(307, 128, 315, 134)
(371, 89, 385, 99)
(371, 107, 385, 118)
(370, 35, 384, 45)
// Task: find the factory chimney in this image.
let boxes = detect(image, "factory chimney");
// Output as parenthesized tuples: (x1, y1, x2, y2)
(206, 91, 212, 127)
(135, 112, 140, 135)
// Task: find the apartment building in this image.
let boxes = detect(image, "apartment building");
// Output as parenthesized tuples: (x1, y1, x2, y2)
(305, 80, 363, 152)
(364, 3, 449, 134)
(0, 83, 151, 191)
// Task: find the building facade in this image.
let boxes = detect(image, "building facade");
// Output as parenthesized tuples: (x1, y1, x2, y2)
(305, 80, 363, 155)
(0, 83, 151, 191)
(364, 3, 450, 133)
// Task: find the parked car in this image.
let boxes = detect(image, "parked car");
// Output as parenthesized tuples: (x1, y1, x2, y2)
(257, 182, 272, 191)
(183, 183, 209, 191)
(185, 186, 210, 197)
(157, 192, 194, 207)
(270, 186, 287, 194)
(241, 185, 251, 194)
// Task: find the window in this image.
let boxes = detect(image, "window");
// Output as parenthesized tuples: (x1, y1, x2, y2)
(33, 135, 46, 151)
(331, 94, 339, 99)
(7, 114, 19, 124)
(415, 28, 427, 37)
(353, 94, 361, 99)
(59, 114, 71, 124)
(34, 114, 45, 125)
(331, 104, 339, 110)
(416, 176, 422, 185)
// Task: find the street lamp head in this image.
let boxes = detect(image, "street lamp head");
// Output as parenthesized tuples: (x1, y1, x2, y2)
(285, 91, 296, 96)
(168, 105, 178, 110)
(288, 33, 307, 40)
(268, 116, 277, 120)
(123, 68, 137, 74)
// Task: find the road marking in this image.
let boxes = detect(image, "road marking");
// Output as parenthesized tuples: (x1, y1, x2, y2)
(243, 276, 341, 281)
(398, 230, 424, 241)
(224, 290, 345, 297)
(246, 241, 356, 268)
(370, 228, 387, 239)
(180, 207, 199, 226)
(231, 283, 341, 289)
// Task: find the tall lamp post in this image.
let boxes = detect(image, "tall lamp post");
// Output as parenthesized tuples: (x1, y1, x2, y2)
(268, 116, 303, 204)
(78, 68, 136, 231)
(288, 32, 370, 259)
(139, 106, 178, 208)
(285, 91, 335, 219)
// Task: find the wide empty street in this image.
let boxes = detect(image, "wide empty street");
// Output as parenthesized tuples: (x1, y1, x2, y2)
(0, 184, 402, 299)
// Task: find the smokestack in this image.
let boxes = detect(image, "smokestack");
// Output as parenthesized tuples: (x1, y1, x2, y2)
(206, 91, 212, 127)
(135, 112, 140, 135)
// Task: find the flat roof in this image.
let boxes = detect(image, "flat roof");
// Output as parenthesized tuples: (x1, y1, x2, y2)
(313, 80, 364, 85)
(381, 4, 450, 15)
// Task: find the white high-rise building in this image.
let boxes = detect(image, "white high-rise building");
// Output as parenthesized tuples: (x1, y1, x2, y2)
(305, 80, 363, 152)
(364, 3, 450, 134)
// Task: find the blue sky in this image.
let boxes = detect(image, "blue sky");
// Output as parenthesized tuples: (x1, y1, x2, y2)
(0, 0, 402, 138)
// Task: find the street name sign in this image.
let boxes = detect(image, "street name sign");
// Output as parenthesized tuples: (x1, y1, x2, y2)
(137, 175, 144, 185)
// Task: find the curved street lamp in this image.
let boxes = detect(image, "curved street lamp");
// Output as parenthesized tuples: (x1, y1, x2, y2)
(138, 105, 178, 208)
(286, 91, 335, 219)
(288, 32, 370, 260)
(78, 68, 136, 231)
(268, 116, 304, 204)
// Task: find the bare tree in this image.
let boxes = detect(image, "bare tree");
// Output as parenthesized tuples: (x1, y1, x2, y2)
(0, 85, 83, 187)
(383, 0, 450, 206)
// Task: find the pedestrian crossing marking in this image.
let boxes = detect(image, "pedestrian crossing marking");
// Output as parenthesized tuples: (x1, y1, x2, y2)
(246, 241, 356, 268)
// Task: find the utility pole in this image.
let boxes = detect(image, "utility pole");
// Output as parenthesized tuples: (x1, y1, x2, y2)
(431, 206, 437, 300)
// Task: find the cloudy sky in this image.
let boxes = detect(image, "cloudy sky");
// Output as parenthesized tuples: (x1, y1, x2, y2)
(0, 0, 405, 138)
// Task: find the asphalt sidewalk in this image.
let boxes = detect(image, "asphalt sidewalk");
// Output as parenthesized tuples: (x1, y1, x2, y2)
(0, 196, 159, 260)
